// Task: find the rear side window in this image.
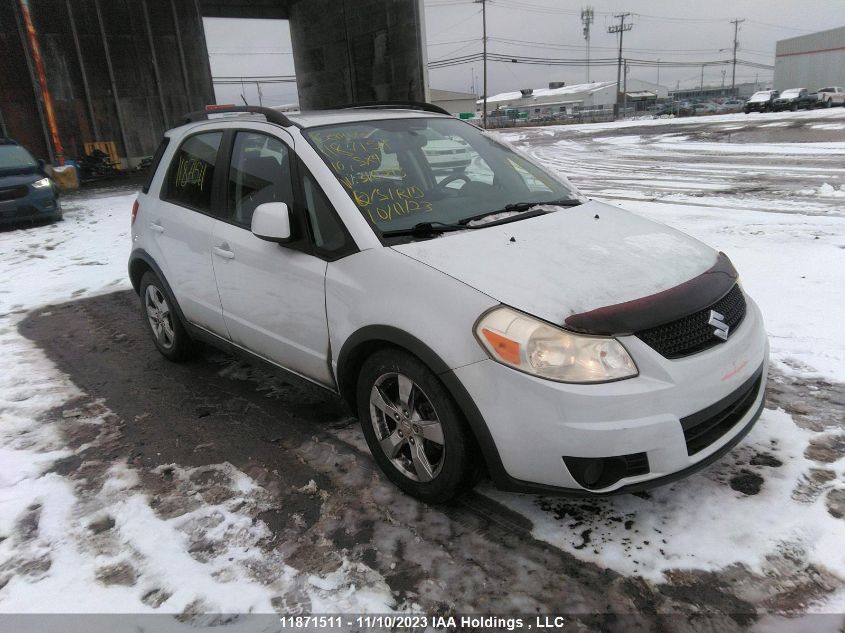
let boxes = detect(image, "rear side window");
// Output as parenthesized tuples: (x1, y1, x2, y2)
(163, 132, 223, 212)
(142, 137, 170, 194)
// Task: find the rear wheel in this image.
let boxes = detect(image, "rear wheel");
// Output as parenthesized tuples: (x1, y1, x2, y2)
(357, 349, 479, 503)
(139, 271, 196, 361)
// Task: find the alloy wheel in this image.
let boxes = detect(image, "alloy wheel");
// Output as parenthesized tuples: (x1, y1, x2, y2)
(144, 284, 175, 350)
(369, 372, 445, 482)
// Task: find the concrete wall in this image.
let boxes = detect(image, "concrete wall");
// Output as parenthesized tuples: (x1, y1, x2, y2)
(774, 26, 845, 91)
(0, 0, 214, 164)
(288, 0, 427, 109)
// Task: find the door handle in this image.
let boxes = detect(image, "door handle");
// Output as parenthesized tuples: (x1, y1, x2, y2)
(213, 246, 235, 260)
(149, 222, 164, 234)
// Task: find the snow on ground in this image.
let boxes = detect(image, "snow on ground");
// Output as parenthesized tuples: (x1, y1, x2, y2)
(0, 195, 399, 615)
(1, 108, 844, 619)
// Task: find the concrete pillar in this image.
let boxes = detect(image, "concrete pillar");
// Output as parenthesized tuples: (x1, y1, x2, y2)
(288, 0, 428, 109)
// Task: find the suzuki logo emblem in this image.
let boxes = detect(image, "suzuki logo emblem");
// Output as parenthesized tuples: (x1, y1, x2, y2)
(708, 310, 730, 341)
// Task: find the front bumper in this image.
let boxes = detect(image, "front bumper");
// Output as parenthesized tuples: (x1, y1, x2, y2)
(454, 295, 769, 494)
(0, 189, 60, 225)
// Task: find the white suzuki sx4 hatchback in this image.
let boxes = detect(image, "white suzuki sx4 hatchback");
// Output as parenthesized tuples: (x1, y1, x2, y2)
(129, 104, 768, 502)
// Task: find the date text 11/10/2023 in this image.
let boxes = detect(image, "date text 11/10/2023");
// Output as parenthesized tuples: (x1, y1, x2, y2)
(278, 615, 571, 630)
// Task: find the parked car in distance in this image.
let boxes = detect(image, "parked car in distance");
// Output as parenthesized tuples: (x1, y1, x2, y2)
(719, 99, 745, 113)
(744, 90, 779, 113)
(0, 138, 61, 227)
(773, 88, 816, 111)
(130, 104, 769, 503)
(422, 138, 472, 171)
(814, 86, 845, 107)
(693, 103, 716, 115)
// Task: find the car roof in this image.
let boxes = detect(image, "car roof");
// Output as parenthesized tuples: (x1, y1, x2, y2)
(167, 108, 450, 137)
(288, 108, 445, 128)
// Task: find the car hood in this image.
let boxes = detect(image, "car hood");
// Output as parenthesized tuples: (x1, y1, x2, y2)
(0, 170, 40, 186)
(391, 200, 718, 326)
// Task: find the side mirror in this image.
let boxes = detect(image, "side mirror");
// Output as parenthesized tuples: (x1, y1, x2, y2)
(37, 158, 46, 174)
(251, 202, 292, 242)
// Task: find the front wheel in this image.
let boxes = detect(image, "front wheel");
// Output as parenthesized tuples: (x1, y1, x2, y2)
(825, 99, 832, 108)
(357, 349, 479, 503)
(139, 271, 196, 362)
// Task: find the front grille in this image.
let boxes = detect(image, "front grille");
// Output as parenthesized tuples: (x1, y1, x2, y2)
(636, 284, 746, 358)
(0, 185, 29, 202)
(681, 369, 763, 455)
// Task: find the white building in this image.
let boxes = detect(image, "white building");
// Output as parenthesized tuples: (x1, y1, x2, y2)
(430, 88, 477, 115)
(773, 26, 845, 92)
(478, 79, 669, 117)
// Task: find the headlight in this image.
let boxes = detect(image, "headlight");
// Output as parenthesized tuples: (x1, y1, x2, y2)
(32, 178, 51, 189)
(475, 306, 638, 383)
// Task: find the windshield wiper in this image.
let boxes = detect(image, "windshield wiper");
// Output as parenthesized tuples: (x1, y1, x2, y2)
(458, 198, 582, 225)
(381, 221, 471, 238)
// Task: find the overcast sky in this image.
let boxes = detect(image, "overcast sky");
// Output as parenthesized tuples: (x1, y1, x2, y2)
(204, 0, 845, 107)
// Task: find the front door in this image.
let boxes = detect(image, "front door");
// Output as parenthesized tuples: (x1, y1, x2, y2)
(210, 130, 334, 386)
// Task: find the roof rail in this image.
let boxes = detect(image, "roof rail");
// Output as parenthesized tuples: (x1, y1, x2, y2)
(180, 105, 293, 127)
(330, 101, 452, 116)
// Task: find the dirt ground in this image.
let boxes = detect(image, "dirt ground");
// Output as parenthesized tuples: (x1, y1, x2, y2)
(11, 288, 844, 631)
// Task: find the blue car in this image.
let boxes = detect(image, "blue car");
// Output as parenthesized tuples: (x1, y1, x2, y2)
(0, 138, 61, 227)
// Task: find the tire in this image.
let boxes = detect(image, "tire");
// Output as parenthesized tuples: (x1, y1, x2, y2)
(139, 271, 197, 362)
(825, 98, 832, 108)
(356, 348, 480, 503)
(790, 103, 798, 112)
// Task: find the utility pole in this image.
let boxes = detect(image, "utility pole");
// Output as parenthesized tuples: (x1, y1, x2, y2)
(700, 64, 704, 94)
(730, 18, 744, 96)
(475, 0, 488, 129)
(581, 7, 594, 83)
(623, 60, 628, 116)
(608, 13, 632, 120)
(656, 58, 660, 87)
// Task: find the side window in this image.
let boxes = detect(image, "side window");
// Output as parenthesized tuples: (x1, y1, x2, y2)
(143, 137, 170, 194)
(163, 132, 222, 212)
(228, 132, 293, 229)
(300, 163, 355, 259)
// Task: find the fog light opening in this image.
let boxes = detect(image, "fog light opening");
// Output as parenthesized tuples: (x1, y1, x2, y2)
(563, 453, 649, 490)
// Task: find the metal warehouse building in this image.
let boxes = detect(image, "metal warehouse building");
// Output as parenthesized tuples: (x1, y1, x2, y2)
(773, 25, 845, 91)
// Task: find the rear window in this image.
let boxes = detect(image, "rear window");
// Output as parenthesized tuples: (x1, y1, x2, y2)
(142, 137, 170, 194)
(162, 132, 223, 213)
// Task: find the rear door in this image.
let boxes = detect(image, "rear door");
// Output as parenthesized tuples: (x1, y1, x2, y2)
(152, 130, 227, 335)
(210, 128, 338, 386)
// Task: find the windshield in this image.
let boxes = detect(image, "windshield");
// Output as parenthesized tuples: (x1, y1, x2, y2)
(304, 117, 580, 236)
(0, 144, 37, 172)
(780, 89, 800, 98)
